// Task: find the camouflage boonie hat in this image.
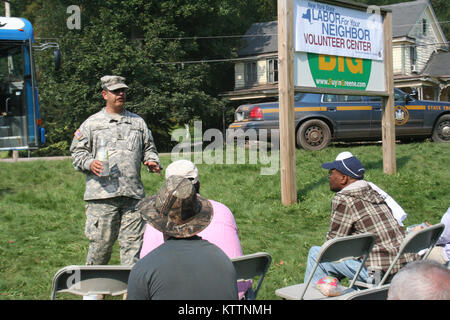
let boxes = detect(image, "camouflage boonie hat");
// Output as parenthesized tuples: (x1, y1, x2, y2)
(138, 176, 213, 238)
(100, 75, 129, 91)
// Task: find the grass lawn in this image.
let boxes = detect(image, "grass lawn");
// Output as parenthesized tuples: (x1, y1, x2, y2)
(0, 141, 449, 300)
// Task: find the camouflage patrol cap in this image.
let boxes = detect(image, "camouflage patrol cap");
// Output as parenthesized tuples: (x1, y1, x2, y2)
(100, 75, 129, 91)
(137, 176, 213, 238)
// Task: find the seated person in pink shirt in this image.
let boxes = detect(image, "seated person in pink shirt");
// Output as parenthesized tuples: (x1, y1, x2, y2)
(140, 160, 252, 299)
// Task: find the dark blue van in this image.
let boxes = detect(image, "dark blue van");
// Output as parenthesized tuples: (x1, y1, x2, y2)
(228, 88, 450, 150)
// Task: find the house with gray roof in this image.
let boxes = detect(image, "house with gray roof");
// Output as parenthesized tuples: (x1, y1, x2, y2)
(385, 0, 449, 101)
(223, 0, 449, 103)
(223, 20, 279, 102)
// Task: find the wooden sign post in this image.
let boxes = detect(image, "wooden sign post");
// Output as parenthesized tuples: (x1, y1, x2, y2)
(382, 11, 396, 174)
(278, 0, 297, 206)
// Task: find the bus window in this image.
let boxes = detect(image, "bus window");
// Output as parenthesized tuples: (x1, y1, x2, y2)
(0, 44, 25, 113)
(0, 43, 26, 149)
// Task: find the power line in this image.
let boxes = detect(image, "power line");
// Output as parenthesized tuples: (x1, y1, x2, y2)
(143, 34, 276, 41)
(151, 56, 258, 66)
(393, 41, 449, 48)
(396, 20, 450, 28)
(33, 21, 450, 42)
(151, 40, 449, 66)
(35, 33, 278, 41)
(124, 20, 450, 41)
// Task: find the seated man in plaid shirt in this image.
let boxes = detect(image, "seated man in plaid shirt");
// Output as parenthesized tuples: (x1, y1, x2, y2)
(304, 152, 416, 286)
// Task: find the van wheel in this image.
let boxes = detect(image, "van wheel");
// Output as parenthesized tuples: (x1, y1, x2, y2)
(296, 119, 331, 150)
(432, 115, 450, 142)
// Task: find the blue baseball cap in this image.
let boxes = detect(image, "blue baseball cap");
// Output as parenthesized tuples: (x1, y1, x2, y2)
(322, 151, 365, 180)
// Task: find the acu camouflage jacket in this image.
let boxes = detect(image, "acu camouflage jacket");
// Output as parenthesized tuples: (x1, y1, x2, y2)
(70, 108, 160, 201)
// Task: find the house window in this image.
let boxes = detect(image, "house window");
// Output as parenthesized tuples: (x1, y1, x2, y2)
(422, 19, 427, 35)
(245, 61, 257, 86)
(410, 46, 417, 65)
(267, 58, 278, 83)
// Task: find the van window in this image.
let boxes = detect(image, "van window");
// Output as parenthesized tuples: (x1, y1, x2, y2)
(395, 90, 406, 102)
(366, 96, 382, 102)
(323, 94, 352, 102)
(345, 95, 363, 102)
(323, 94, 339, 102)
(295, 93, 321, 103)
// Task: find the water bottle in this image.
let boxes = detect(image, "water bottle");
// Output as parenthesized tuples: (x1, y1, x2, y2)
(96, 138, 109, 176)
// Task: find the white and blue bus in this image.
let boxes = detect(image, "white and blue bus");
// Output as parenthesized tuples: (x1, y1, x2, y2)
(0, 17, 45, 151)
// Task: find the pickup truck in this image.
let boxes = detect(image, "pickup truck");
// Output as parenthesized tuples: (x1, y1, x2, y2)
(228, 89, 450, 150)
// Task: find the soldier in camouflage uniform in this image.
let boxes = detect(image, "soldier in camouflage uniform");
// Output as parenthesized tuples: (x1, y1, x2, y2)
(70, 75, 160, 266)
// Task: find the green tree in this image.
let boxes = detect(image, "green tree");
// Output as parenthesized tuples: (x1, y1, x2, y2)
(430, 0, 450, 42)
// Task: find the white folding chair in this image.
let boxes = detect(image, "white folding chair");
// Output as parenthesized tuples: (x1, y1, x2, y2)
(231, 252, 272, 300)
(275, 233, 376, 300)
(341, 284, 390, 300)
(380, 222, 445, 285)
(50, 265, 133, 300)
(356, 223, 445, 288)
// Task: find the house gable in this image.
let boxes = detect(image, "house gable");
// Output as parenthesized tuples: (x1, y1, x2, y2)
(383, 0, 448, 75)
(382, 0, 428, 38)
(233, 21, 279, 92)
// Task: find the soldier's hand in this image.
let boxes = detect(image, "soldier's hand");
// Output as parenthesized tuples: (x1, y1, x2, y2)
(90, 160, 104, 177)
(144, 161, 161, 176)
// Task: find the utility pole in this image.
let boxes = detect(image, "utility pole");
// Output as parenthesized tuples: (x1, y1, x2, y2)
(4, 1, 10, 17)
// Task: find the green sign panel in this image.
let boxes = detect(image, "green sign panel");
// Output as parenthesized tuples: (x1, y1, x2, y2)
(307, 53, 372, 91)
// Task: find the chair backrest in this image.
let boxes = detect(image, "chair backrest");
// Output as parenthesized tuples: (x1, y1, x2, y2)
(379, 223, 445, 286)
(300, 233, 376, 300)
(50, 265, 133, 300)
(320, 233, 376, 263)
(344, 284, 390, 300)
(231, 252, 272, 300)
(402, 223, 445, 257)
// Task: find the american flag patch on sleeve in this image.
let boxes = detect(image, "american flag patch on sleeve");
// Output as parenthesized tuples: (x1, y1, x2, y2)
(74, 129, 83, 140)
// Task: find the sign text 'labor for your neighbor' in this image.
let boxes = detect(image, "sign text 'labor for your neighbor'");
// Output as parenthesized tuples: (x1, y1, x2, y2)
(294, 0, 383, 60)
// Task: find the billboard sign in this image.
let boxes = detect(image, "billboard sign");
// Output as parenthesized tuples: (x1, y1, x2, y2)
(293, 0, 386, 92)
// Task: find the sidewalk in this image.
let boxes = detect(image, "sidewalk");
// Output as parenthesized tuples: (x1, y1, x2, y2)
(0, 153, 174, 162)
(0, 156, 71, 162)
